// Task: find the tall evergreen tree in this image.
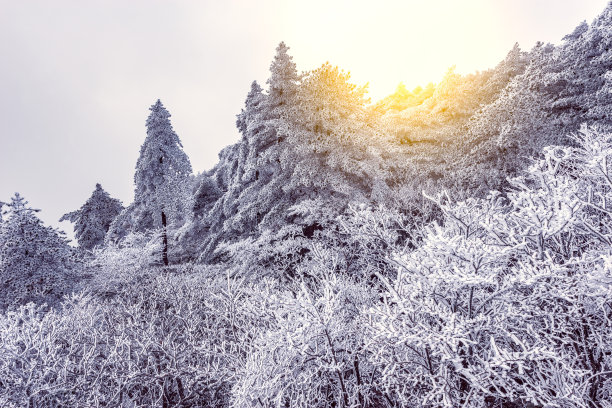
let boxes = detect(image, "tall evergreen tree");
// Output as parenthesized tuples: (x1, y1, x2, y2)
(0, 193, 74, 310)
(190, 44, 301, 261)
(135, 100, 193, 213)
(60, 183, 123, 250)
(107, 100, 192, 265)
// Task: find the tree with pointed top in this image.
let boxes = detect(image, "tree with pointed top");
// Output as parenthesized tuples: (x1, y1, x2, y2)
(108, 100, 192, 265)
(267, 42, 300, 107)
(0, 193, 74, 310)
(189, 45, 302, 261)
(60, 183, 123, 250)
(135, 100, 192, 209)
(192, 44, 392, 264)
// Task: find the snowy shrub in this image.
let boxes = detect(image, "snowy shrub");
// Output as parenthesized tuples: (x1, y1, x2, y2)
(364, 127, 612, 407)
(0, 268, 277, 407)
(232, 273, 380, 408)
(86, 230, 163, 297)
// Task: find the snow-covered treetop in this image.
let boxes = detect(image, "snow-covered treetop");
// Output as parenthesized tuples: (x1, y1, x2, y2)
(106, 100, 194, 245)
(267, 42, 299, 106)
(247, 80, 264, 105)
(236, 81, 265, 135)
(60, 183, 123, 250)
(134, 99, 193, 202)
(2, 192, 40, 218)
(563, 20, 589, 42)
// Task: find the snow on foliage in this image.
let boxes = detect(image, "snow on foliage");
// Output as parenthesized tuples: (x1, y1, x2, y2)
(134, 99, 193, 225)
(364, 127, 612, 407)
(60, 183, 123, 250)
(108, 100, 193, 241)
(2, 5, 612, 407)
(107, 99, 193, 264)
(0, 193, 76, 311)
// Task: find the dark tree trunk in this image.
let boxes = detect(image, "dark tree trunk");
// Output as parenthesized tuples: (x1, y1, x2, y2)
(161, 211, 169, 266)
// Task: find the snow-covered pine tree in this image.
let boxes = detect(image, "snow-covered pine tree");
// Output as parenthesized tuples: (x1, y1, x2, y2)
(135, 99, 193, 215)
(461, 7, 612, 197)
(0, 193, 74, 310)
(196, 44, 391, 265)
(193, 45, 302, 261)
(107, 100, 192, 265)
(267, 41, 300, 108)
(287, 63, 384, 199)
(215, 80, 269, 236)
(60, 183, 123, 250)
(137, 100, 192, 265)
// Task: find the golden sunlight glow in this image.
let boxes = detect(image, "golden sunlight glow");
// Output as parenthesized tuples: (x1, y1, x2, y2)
(279, 0, 607, 101)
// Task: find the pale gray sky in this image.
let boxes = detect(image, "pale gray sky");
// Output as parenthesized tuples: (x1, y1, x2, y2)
(0, 0, 609, 241)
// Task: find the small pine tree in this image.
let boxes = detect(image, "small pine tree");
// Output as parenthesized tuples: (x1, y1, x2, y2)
(0, 193, 74, 310)
(60, 183, 124, 250)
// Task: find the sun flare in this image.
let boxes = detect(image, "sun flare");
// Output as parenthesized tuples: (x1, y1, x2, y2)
(282, 0, 607, 101)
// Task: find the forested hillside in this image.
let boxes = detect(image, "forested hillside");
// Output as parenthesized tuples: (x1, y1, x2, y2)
(1, 3, 612, 407)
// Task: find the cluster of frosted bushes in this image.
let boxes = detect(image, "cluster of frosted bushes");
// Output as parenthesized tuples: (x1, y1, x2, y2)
(2, 127, 612, 407)
(0, 266, 273, 407)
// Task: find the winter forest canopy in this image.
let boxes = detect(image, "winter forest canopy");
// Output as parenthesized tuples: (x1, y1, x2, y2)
(2, 3, 612, 407)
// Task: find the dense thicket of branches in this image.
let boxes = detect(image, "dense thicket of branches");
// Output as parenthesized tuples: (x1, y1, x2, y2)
(1, 4, 612, 407)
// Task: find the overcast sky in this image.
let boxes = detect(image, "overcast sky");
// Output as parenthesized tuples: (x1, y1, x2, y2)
(1, 0, 609, 241)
